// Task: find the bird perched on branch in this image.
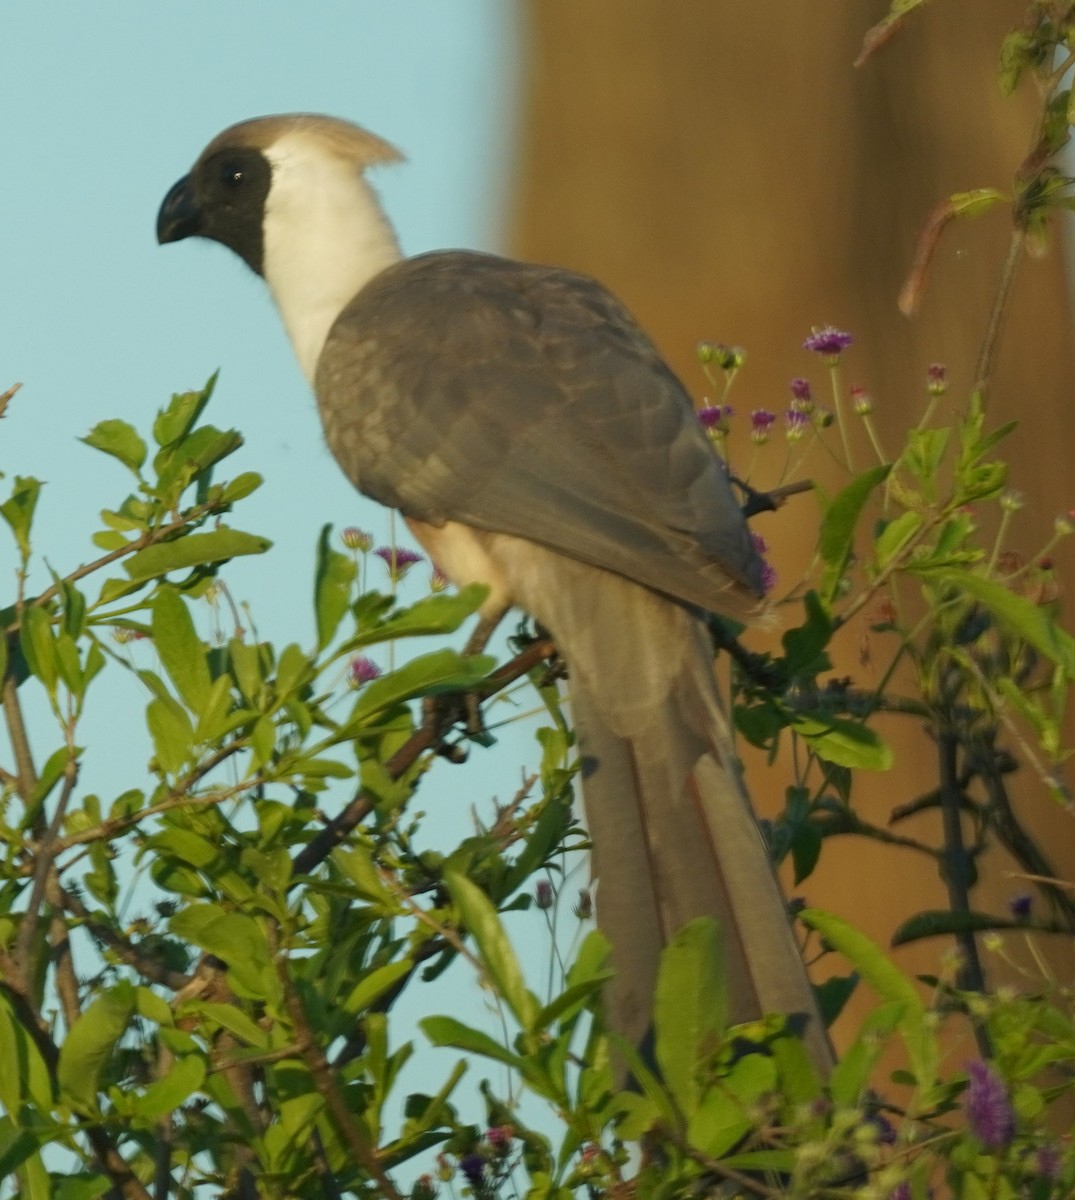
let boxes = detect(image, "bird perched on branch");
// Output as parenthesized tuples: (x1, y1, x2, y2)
(157, 113, 832, 1073)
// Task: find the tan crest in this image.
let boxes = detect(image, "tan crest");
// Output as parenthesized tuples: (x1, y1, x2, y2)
(197, 113, 404, 172)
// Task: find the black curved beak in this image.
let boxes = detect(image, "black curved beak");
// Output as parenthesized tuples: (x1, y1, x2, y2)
(157, 175, 201, 244)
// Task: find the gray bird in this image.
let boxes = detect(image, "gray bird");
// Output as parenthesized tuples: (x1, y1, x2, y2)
(157, 113, 832, 1073)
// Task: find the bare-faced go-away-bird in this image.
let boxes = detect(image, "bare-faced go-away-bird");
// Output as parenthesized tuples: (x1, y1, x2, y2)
(156, 114, 833, 1073)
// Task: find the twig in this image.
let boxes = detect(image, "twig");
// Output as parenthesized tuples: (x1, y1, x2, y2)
(277, 954, 403, 1200)
(58, 885, 192, 991)
(973, 228, 1026, 403)
(15, 752, 78, 977)
(937, 730, 992, 1058)
(291, 638, 558, 878)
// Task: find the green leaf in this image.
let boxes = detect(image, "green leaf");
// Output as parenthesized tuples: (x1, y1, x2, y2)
(818, 465, 890, 601)
(19, 605, 57, 693)
(874, 510, 924, 568)
(0, 993, 52, 1112)
(0, 476, 41, 560)
(654, 917, 726, 1119)
(152, 586, 212, 710)
(124, 528, 271, 584)
(153, 425, 243, 492)
(352, 649, 495, 721)
(421, 1015, 526, 1071)
(828, 1001, 905, 1107)
(790, 712, 893, 770)
(800, 909, 936, 1095)
(81, 419, 147, 473)
(916, 568, 1075, 678)
(892, 909, 1030, 945)
(0, 1119, 44, 1181)
(57, 980, 137, 1112)
(687, 1053, 775, 1158)
(130, 1054, 206, 1120)
(153, 378, 216, 447)
(314, 525, 356, 650)
(180, 1001, 269, 1048)
(146, 695, 195, 775)
(444, 869, 539, 1030)
(780, 591, 833, 678)
(531, 972, 615, 1035)
(814, 973, 858, 1027)
(344, 584, 490, 649)
(169, 905, 275, 1002)
(222, 471, 263, 503)
(342, 960, 413, 1017)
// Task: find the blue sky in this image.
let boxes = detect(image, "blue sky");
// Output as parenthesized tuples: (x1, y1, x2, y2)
(1, 1, 578, 1168)
(1, 2, 518, 597)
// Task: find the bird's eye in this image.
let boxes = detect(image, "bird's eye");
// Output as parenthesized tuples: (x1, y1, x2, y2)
(219, 161, 245, 189)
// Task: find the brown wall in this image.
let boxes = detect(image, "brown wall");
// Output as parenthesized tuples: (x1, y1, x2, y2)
(509, 0, 1075, 1048)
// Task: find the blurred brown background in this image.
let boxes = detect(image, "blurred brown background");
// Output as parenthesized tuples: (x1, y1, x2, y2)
(508, 0, 1075, 1050)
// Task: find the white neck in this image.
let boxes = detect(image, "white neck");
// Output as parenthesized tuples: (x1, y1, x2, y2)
(262, 135, 402, 383)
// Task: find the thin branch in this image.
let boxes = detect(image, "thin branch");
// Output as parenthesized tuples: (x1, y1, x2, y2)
(937, 729, 993, 1058)
(15, 752, 78, 976)
(58, 885, 192, 991)
(277, 954, 403, 1200)
(291, 638, 558, 878)
(2, 667, 39, 801)
(973, 228, 1026, 402)
(6, 500, 241, 635)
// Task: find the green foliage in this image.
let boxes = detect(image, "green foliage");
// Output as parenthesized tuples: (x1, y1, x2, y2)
(5, 7, 1075, 1198)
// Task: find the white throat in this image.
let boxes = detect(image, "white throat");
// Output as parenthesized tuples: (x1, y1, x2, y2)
(262, 135, 401, 383)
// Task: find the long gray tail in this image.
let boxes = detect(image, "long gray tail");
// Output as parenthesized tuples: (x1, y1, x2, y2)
(486, 537, 833, 1073)
(566, 606, 833, 1074)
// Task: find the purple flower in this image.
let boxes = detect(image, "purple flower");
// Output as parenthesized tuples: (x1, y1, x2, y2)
(698, 404, 733, 439)
(341, 526, 372, 552)
(789, 377, 813, 406)
(347, 655, 382, 689)
(374, 545, 425, 582)
(926, 362, 948, 396)
(535, 879, 554, 909)
(458, 1153, 485, 1186)
(803, 326, 853, 360)
(750, 409, 776, 444)
(429, 564, 450, 593)
(785, 409, 809, 442)
(760, 560, 778, 594)
(574, 888, 593, 920)
(1008, 892, 1033, 921)
(749, 531, 777, 593)
(964, 1060, 1015, 1150)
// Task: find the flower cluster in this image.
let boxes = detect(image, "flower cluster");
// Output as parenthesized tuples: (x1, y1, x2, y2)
(964, 1059, 1015, 1150)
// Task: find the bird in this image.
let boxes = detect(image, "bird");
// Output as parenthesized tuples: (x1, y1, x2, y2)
(157, 113, 833, 1074)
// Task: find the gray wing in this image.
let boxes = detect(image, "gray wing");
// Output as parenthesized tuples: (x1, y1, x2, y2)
(314, 250, 764, 611)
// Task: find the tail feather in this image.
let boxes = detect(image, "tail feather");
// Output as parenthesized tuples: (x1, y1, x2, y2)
(482, 533, 833, 1074)
(573, 675, 833, 1073)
